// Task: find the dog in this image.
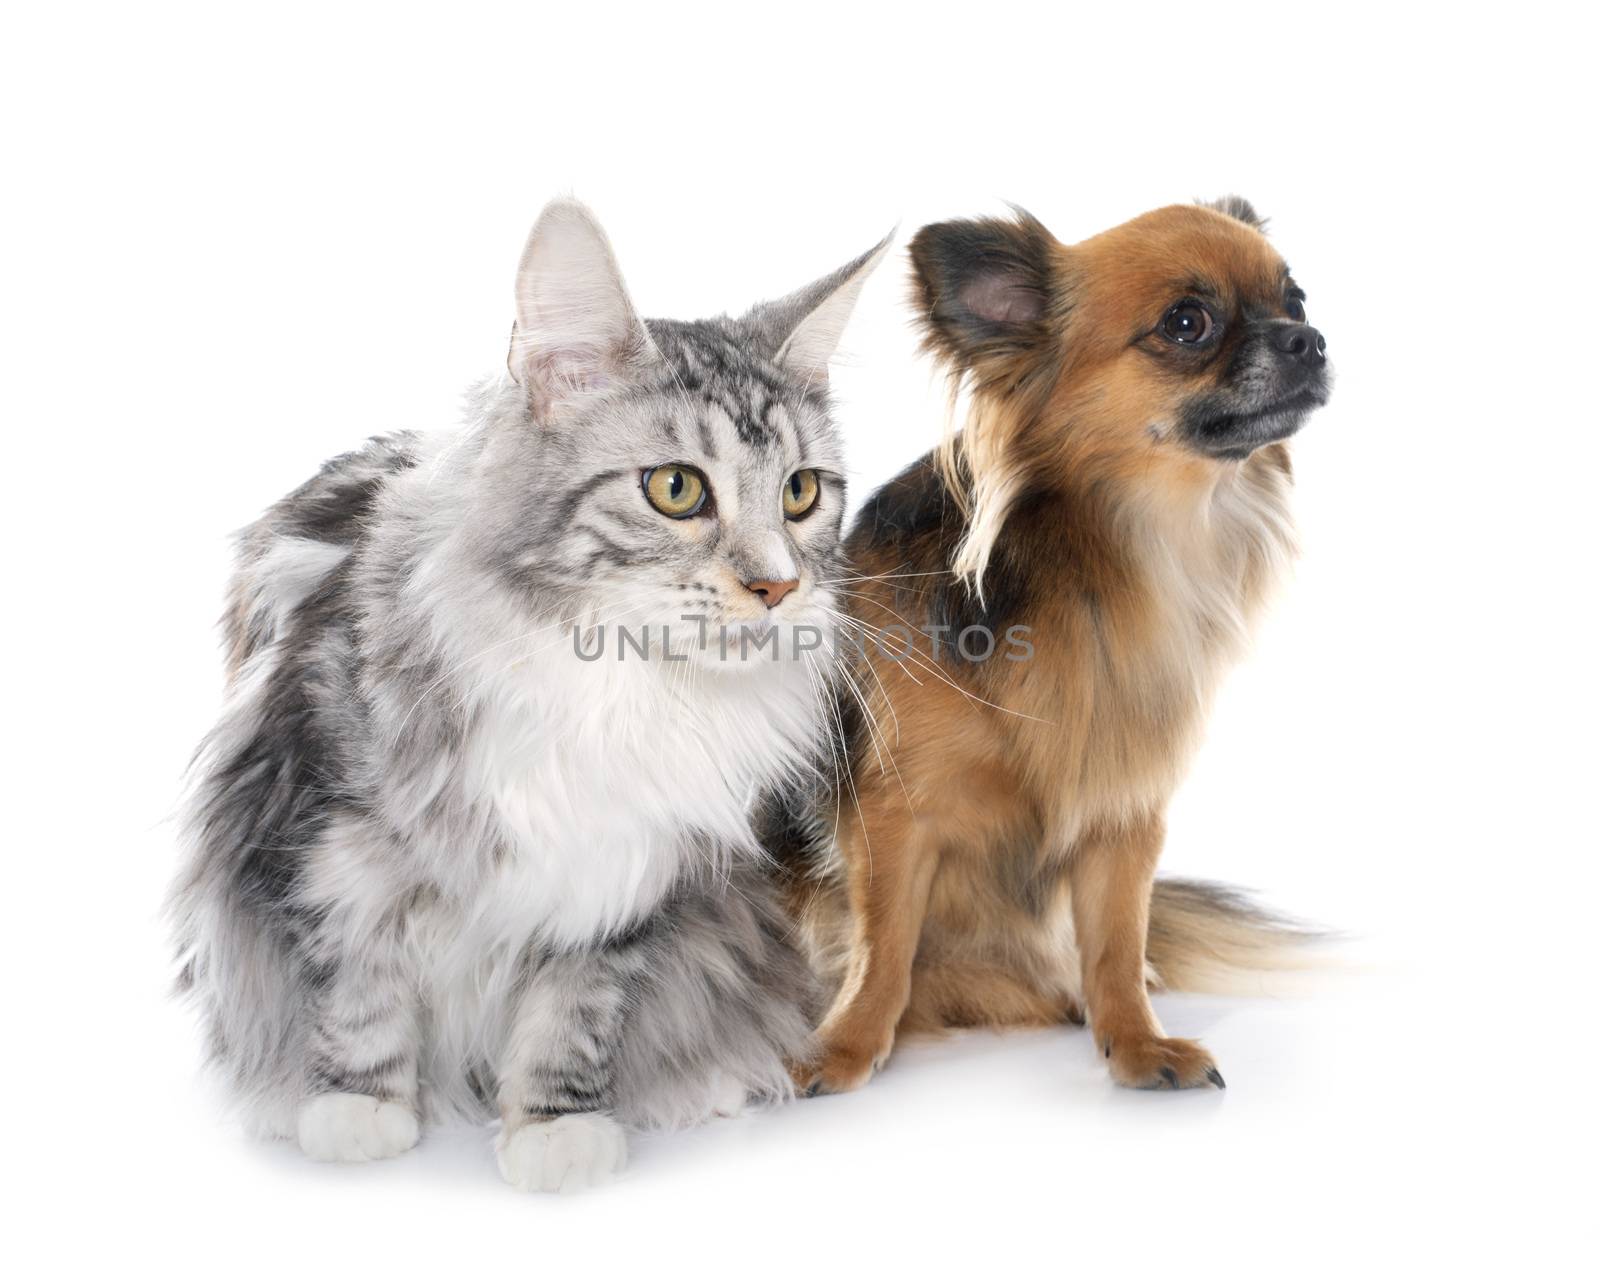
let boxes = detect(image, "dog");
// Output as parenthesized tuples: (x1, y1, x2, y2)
(786, 198, 1331, 1093)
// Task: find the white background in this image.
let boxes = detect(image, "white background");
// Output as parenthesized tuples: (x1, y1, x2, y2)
(5, 3, 1594, 1271)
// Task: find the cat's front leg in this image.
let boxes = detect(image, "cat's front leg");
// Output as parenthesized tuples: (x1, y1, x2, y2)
(295, 938, 423, 1163)
(494, 946, 637, 1193)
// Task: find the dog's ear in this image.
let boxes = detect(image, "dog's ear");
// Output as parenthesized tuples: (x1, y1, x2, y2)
(908, 211, 1058, 375)
(1204, 195, 1267, 231)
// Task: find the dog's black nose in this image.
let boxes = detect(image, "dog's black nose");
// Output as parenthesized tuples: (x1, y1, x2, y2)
(1274, 323, 1327, 368)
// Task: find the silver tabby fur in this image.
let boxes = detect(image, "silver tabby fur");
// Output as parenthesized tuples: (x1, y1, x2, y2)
(169, 200, 887, 1189)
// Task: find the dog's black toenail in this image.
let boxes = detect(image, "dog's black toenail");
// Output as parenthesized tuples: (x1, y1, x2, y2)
(1206, 1067, 1226, 1090)
(1161, 1066, 1179, 1089)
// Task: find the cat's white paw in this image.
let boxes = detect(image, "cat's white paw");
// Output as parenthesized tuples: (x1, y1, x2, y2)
(710, 1072, 749, 1118)
(496, 1113, 628, 1193)
(296, 1092, 420, 1163)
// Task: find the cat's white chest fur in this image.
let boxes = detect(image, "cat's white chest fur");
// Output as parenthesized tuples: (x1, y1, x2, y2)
(460, 639, 819, 947)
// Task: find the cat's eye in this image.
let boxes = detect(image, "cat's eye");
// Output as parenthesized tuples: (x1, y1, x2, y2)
(642, 464, 708, 519)
(783, 469, 820, 519)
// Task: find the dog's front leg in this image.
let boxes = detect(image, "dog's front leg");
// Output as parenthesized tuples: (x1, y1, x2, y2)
(1070, 812, 1225, 1090)
(798, 806, 940, 1094)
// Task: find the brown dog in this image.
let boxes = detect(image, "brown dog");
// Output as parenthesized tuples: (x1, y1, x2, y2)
(785, 198, 1330, 1093)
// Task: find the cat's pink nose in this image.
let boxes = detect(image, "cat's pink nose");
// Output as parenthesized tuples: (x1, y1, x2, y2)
(745, 578, 798, 609)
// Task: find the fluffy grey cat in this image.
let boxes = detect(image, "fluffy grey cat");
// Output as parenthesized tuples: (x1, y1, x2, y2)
(170, 199, 886, 1191)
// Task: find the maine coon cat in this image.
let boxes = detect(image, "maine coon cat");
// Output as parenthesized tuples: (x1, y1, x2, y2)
(170, 199, 887, 1191)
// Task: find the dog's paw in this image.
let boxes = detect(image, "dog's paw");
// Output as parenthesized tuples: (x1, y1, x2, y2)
(1101, 1034, 1225, 1091)
(296, 1092, 420, 1162)
(791, 1030, 893, 1096)
(496, 1113, 627, 1193)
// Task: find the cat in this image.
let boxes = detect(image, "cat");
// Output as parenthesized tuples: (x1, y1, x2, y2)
(169, 199, 887, 1192)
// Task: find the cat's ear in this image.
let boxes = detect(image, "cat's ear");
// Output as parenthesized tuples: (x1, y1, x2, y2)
(751, 232, 894, 383)
(508, 199, 660, 405)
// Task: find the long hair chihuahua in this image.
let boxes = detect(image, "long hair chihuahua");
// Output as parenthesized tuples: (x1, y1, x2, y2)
(787, 198, 1331, 1093)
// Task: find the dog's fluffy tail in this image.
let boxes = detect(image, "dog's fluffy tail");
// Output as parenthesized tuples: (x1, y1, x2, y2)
(1146, 878, 1330, 994)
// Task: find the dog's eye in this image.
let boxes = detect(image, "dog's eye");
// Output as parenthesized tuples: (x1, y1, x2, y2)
(1162, 301, 1214, 345)
(1285, 295, 1307, 322)
(642, 464, 709, 519)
